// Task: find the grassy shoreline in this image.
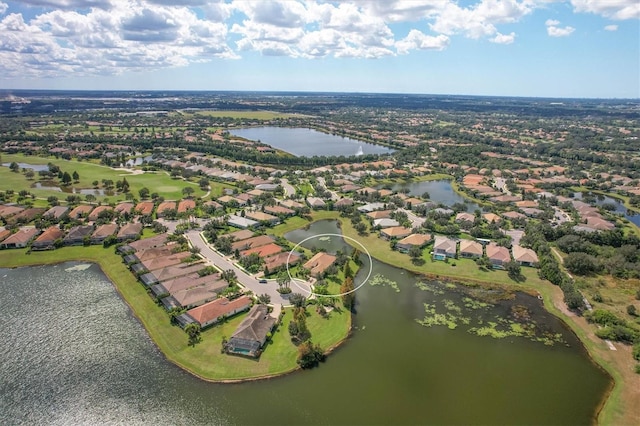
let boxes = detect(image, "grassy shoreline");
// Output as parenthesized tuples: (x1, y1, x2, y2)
(0, 245, 351, 382)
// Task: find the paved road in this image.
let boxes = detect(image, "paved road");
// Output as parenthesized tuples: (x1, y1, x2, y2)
(186, 230, 312, 307)
(316, 176, 340, 201)
(398, 208, 425, 229)
(280, 178, 296, 197)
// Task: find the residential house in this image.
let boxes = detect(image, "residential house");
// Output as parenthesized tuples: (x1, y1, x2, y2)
(0, 227, 40, 249)
(115, 202, 134, 215)
(231, 235, 274, 252)
(180, 296, 252, 328)
(502, 211, 526, 220)
(367, 210, 393, 220)
(512, 245, 539, 267)
(134, 201, 155, 216)
(140, 251, 192, 274)
(31, 226, 64, 250)
(357, 202, 385, 213)
(125, 233, 168, 252)
(459, 240, 483, 259)
(88, 205, 113, 222)
(303, 252, 337, 278)
(69, 204, 94, 219)
(240, 243, 283, 258)
(150, 273, 226, 299)
(245, 211, 280, 225)
(455, 212, 475, 223)
(280, 199, 304, 210)
(483, 213, 502, 224)
(227, 215, 258, 229)
(43, 205, 69, 220)
(225, 304, 276, 358)
(396, 234, 432, 253)
(156, 201, 177, 218)
(63, 225, 94, 246)
(334, 198, 354, 209)
(255, 183, 279, 191)
(306, 197, 326, 209)
(263, 251, 301, 273)
(380, 226, 412, 240)
(90, 223, 118, 244)
(433, 236, 457, 259)
(486, 244, 511, 268)
(264, 205, 295, 217)
(0, 228, 11, 243)
(116, 222, 143, 242)
(373, 218, 400, 228)
(8, 208, 46, 224)
(178, 199, 196, 213)
(0, 205, 23, 219)
(521, 208, 545, 217)
(227, 229, 255, 241)
(139, 262, 205, 287)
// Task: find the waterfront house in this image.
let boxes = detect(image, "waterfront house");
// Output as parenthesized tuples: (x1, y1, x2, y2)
(141, 251, 192, 274)
(150, 273, 226, 298)
(64, 225, 94, 246)
(306, 197, 326, 209)
(139, 262, 205, 287)
(396, 234, 432, 253)
(459, 240, 483, 259)
(180, 296, 252, 328)
(380, 226, 412, 240)
(433, 236, 457, 259)
(125, 233, 168, 252)
(0, 227, 40, 249)
(90, 223, 118, 244)
(226, 304, 276, 358)
(263, 251, 301, 272)
(512, 245, 539, 267)
(31, 226, 64, 250)
(303, 252, 337, 278)
(116, 222, 143, 242)
(486, 244, 511, 268)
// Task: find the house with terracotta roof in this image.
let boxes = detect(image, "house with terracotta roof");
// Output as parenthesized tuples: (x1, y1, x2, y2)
(455, 212, 475, 223)
(140, 251, 192, 274)
(303, 252, 337, 278)
(433, 236, 457, 259)
(181, 296, 252, 328)
(459, 240, 483, 259)
(396, 234, 432, 253)
(64, 225, 94, 246)
(240, 242, 283, 258)
(90, 223, 118, 244)
(31, 226, 65, 250)
(44, 205, 68, 220)
(227, 229, 255, 241)
(225, 304, 276, 358)
(367, 210, 393, 220)
(231, 235, 274, 252)
(139, 262, 205, 287)
(125, 233, 168, 252)
(306, 197, 326, 209)
(0, 227, 40, 249)
(264, 205, 295, 217)
(0, 205, 23, 219)
(134, 201, 155, 216)
(380, 226, 412, 240)
(8, 208, 46, 224)
(69, 204, 94, 219)
(156, 201, 177, 218)
(0, 228, 11, 243)
(115, 202, 134, 215)
(117, 222, 143, 242)
(486, 244, 511, 268)
(502, 211, 526, 220)
(334, 198, 354, 208)
(263, 251, 301, 272)
(178, 199, 196, 213)
(280, 199, 304, 209)
(150, 273, 225, 298)
(483, 213, 502, 224)
(88, 205, 113, 222)
(512, 245, 539, 267)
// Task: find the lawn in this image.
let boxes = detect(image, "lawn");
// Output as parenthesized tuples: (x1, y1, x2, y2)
(0, 244, 350, 381)
(1, 153, 205, 202)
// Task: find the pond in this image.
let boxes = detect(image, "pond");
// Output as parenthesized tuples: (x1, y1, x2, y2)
(381, 179, 481, 212)
(0, 227, 610, 425)
(574, 192, 640, 228)
(2, 162, 50, 172)
(31, 182, 110, 196)
(121, 155, 153, 168)
(229, 127, 393, 157)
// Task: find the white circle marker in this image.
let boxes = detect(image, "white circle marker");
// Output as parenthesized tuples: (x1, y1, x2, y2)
(286, 233, 373, 298)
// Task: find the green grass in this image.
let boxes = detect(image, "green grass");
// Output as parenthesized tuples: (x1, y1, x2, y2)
(1, 153, 205, 202)
(181, 110, 300, 120)
(0, 243, 350, 381)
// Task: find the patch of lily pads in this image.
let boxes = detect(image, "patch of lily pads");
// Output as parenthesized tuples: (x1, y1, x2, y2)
(369, 274, 400, 293)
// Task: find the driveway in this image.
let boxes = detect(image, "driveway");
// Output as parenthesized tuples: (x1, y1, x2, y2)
(185, 230, 312, 307)
(280, 178, 296, 197)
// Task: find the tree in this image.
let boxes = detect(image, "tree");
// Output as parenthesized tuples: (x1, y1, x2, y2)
(565, 252, 600, 275)
(221, 269, 237, 285)
(408, 245, 423, 261)
(505, 261, 523, 281)
(121, 177, 129, 193)
(139, 187, 150, 199)
(297, 341, 325, 369)
(72, 171, 79, 182)
(198, 178, 209, 190)
(61, 171, 72, 186)
(182, 186, 195, 198)
(257, 294, 271, 304)
(340, 276, 355, 309)
(184, 323, 201, 346)
(25, 169, 35, 180)
(289, 293, 306, 308)
(277, 271, 291, 292)
(9, 162, 19, 172)
(627, 305, 637, 317)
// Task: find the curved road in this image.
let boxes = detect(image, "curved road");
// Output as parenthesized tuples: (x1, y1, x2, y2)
(186, 230, 312, 307)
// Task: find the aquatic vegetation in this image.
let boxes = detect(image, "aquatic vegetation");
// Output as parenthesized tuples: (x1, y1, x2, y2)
(369, 274, 400, 292)
(462, 297, 492, 310)
(415, 281, 444, 295)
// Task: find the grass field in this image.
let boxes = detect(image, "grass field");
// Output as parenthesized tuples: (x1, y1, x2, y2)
(1, 153, 206, 202)
(0, 244, 350, 381)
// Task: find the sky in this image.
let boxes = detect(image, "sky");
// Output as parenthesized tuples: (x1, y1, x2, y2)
(0, 0, 638, 98)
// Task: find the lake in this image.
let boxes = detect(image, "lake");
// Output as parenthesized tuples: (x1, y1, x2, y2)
(0, 225, 610, 425)
(574, 192, 640, 228)
(2, 162, 49, 172)
(229, 127, 393, 157)
(381, 179, 481, 212)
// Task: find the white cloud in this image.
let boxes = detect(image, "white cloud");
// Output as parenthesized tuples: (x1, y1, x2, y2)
(395, 30, 449, 54)
(18, 0, 112, 10)
(491, 31, 516, 44)
(0, 2, 8, 15)
(571, 0, 639, 20)
(545, 19, 575, 37)
(604, 24, 618, 31)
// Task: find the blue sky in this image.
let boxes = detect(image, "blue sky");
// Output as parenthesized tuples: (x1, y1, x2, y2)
(0, 1, 638, 98)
